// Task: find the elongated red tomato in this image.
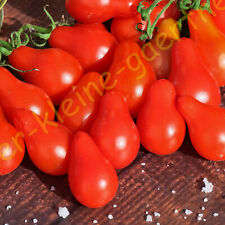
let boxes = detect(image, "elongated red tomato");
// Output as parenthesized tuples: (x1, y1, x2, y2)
(49, 23, 117, 73)
(65, 0, 139, 23)
(58, 72, 104, 132)
(11, 109, 72, 175)
(0, 106, 25, 175)
(169, 37, 221, 106)
(137, 79, 186, 155)
(0, 67, 55, 121)
(8, 46, 83, 105)
(177, 96, 225, 161)
(107, 41, 156, 118)
(68, 131, 118, 208)
(91, 91, 140, 169)
(188, 9, 225, 86)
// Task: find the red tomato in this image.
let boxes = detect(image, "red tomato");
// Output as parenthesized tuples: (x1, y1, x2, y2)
(111, 1, 180, 43)
(188, 9, 225, 86)
(169, 37, 221, 106)
(11, 109, 72, 175)
(58, 72, 104, 132)
(65, 0, 139, 23)
(91, 91, 140, 169)
(8, 46, 83, 105)
(68, 131, 118, 208)
(211, 0, 225, 34)
(177, 96, 225, 161)
(107, 41, 156, 118)
(137, 79, 186, 155)
(0, 67, 55, 122)
(48, 23, 117, 73)
(0, 106, 25, 175)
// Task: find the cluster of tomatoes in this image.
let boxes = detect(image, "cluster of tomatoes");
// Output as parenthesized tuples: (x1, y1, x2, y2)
(0, 0, 225, 208)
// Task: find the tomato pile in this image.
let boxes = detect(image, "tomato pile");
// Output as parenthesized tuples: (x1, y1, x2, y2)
(0, 0, 225, 208)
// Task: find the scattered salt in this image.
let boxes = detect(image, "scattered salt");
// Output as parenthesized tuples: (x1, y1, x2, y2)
(213, 213, 219, 217)
(202, 178, 213, 193)
(156, 223, 160, 225)
(146, 215, 153, 222)
(141, 163, 146, 166)
(203, 198, 208, 202)
(142, 170, 145, 173)
(113, 204, 117, 208)
(203, 219, 206, 222)
(6, 205, 11, 210)
(173, 209, 178, 214)
(185, 209, 193, 215)
(24, 220, 28, 223)
(171, 190, 176, 194)
(154, 212, 160, 217)
(15, 191, 19, 195)
(145, 211, 149, 215)
(58, 207, 70, 219)
(157, 187, 160, 191)
(201, 206, 205, 210)
(33, 219, 38, 224)
(108, 214, 113, 220)
(197, 213, 203, 221)
(184, 216, 187, 219)
(93, 220, 98, 224)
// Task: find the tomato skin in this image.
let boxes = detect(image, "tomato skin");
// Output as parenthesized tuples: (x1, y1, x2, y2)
(48, 23, 117, 74)
(188, 10, 225, 86)
(68, 131, 118, 208)
(107, 41, 156, 118)
(177, 96, 225, 161)
(211, 0, 225, 35)
(91, 91, 140, 169)
(111, 1, 180, 43)
(137, 79, 186, 155)
(58, 72, 104, 132)
(0, 107, 25, 176)
(11, 109, 72, 175)
(65, 0, 139, 23)
(0, 67, 55, 121)
(8, 46, 83, 105)
(169, 38, 221, 106)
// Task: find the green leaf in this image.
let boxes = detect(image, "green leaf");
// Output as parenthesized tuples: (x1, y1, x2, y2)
(0, 9, 3, 30)
(0, 0, 7, 10)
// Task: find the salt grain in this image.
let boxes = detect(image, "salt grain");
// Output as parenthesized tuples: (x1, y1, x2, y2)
(50, 186, 56, 191)
(184, 216, 187, 219)
(171, 190, 176, 194)
(201, 206, 205, 210)
(33, 219, 38, 224)
(185, 209, 193, 215)
(142, 169, 145, 173)
(173, 209, 178, 214)
(113, 204, 117, 208)
(203, 219, 206, 222)
(156, 223, 160, 225)
(213, 213, 219, 217)
(58, 207, 70, 219)
(108, 214, 113, 220)
(146, 215, 153, 222)
(202, 178, 213, 193)
(197, 213, 203, 221)
(15, 191, 19, 195)
(203, 198, 208, 202)
(24, 219, 28, 223)
(93, 220, 98, 224)
(141, 163, 146, 166)
(6, 205, 11, 210)
(145, 211, 149, 215)
(154, 212, 160, 217)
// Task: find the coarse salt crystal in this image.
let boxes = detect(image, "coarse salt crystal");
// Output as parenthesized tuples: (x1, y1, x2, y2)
(156, 223, 160, 225)
(201, 206, 205, 210)
(33, 218, 38, 224)
(146, 215, 152, 222)
(203, 219, 206, 222)
(93, 220, 98, 224)
(171, 190, 176, 194)
(202, 178, 213, 193)
(184, 216, 187, 219)
(154, 212, 160, 217)
(213, 213, 219, 217)
(108, 214, 113, 220)
(197, 213, 203, 220)
(173, 209, 178, 214)
(145, 211, 149, 215)
(113, 204, 117, 208)
(50, 186, 56, 191)
(24, 219, 28, 223)
(185, 209, 193, 215)
(58, 207, 70, 219)
(157, 187, 160, 191)
(15, 191, 19, 195)
(6, 205, 11, 210)
(141, 163, 146, 166)
(142, 170, 145, 173)
(203, 198, 208, 202)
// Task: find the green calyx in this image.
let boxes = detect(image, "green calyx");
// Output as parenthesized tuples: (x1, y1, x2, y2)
(137, 0, 211, 41)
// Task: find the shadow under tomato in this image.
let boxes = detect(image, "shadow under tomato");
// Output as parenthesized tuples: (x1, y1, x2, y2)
(20, 151, 80, 206)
